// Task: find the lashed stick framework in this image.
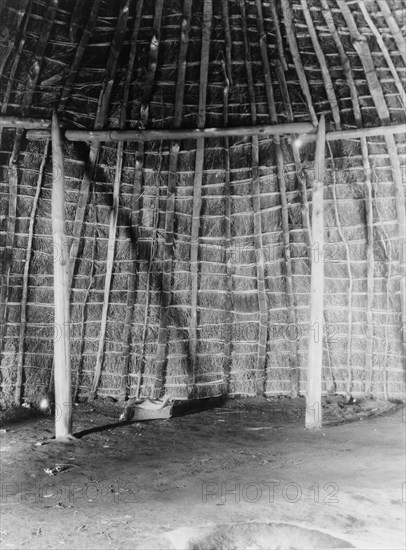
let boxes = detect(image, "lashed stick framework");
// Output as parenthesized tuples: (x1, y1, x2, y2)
(0, 0, 405, 407)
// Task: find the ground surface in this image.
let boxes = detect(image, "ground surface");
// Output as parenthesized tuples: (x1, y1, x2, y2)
(0, 397, 405, 549)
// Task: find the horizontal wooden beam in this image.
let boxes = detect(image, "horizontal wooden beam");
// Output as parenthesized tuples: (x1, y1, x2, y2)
(24, 122, 315, 141)
(297, 123, 406, 143)
(1, 115, 404, 143)
(22, 122, 406, 143)
(0, 116, 51, 129)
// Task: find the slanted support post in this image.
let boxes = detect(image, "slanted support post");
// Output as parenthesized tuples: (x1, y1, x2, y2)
(51, 111, 72, 440)
(305, 115, 326, 430)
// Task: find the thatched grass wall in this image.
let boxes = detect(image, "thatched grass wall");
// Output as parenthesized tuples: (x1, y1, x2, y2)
(0, 0, 405, 406)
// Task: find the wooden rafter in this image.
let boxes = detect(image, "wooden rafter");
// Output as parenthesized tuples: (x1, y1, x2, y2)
(270, 0, 288, 71)
(15, 141, 50, 405)
(321, 0, 375, 396)
(22, 0, 60, 116)
(68, 0, 129, 295)
(0, 132, 22, 381)
(140, 0, 164, 126)
(59, 0, 103, 113)
(300, 0, 341, 129)
(358, 1, 406, 109)
(222, 54, 233, 395)
(120, 0, 145, 401)
(89, 0, 131, 399)
(280, 0, 317, 126)
(154, 0, 193, 398)
(222, 0, 234, 86)
(256, 0, 299, 397)
(241, 0, 267, 396)
(134, 0, 164, 397)
(0, 0, 32, 113)
(189, 0, 213, 393)
(320, 0, 361, 126)
(69, 0, 89, 42)
(336, 0, 390, 122)
(375, 0, 406, 65)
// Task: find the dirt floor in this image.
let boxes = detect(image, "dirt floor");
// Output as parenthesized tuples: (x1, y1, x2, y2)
(0, 396, 405, 549)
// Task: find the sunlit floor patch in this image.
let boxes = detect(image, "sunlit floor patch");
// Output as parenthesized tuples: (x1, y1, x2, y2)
(147, 522, 355, 549)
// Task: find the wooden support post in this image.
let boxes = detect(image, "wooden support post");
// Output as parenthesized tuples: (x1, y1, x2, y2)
(305, 115, 326, 430)
(51, 111, 72, 439)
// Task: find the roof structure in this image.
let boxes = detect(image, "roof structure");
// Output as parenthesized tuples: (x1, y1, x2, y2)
(0, 0, 405, 406)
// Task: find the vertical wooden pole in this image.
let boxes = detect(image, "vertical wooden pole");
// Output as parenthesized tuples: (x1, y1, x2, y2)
(87, 0, 131, 401)
(52, 111, 72, 439)
(189, 0, 212, 393)
(240, 0, 267, 395)
(305, 115, 326, 430)
(221, 1, 233, 394)
(154, 0, 192, 398)
(0, 131, 21, 387)
(16, 140, 50, 404)
(89, 145, 122, 400)
(256, 0, 299, 396)
(120, 0, 144, 402)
